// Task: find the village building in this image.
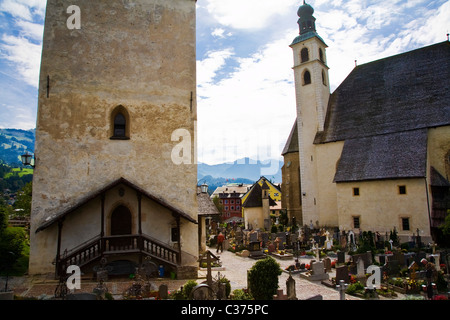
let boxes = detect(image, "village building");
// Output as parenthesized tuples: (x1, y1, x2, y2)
(281, 2, 450, 244)
(29, 0, 199, 278)
(210, 183, 251, 223)
(242, 179, 277, 230)
(241, 177, 282, 204)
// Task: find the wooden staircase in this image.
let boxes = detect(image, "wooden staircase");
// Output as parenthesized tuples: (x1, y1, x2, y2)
(56, 234, 180, 276)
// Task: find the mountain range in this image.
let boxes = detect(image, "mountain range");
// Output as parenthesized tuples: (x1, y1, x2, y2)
(198, 157, 282, 183)
(0, 128, 35, 165)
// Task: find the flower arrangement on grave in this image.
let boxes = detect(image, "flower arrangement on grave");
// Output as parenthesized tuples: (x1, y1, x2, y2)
(285, 265, 297, 272)
(331, 260, 336, 268)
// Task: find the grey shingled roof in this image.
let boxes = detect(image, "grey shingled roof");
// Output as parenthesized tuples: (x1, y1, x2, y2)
(316, 41, 450, 144)
(242, 182, 277, 208)
(197, 187, 220, 216)
(334, 129, 428, 182)
(430, 167, 450, 187)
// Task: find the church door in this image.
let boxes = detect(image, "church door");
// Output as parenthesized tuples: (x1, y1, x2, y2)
(110, 205, 132, 248)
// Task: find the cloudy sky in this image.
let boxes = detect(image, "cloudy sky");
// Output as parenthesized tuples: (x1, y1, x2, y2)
(0, 0, 449, 165)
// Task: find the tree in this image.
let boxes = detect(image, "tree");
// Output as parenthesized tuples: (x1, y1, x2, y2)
(439, 210, 450, 237)
(212, 195, 223, 213)
(14, 182, 32, 218)
(0, 206, 26, 276)
(247, 256, 282, 300)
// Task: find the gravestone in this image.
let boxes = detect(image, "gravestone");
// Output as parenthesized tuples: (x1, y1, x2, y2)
(267, 243, 276, 254)
(305, 261, 329, 281)
(323, 257, 332, 273)
(286, 273, 297, 300)
(158, 284, 168, 300)
(386, 260, 400, 276)
(277, 232, 287, 250)
(356, 258, 365, 279)
(414, 252, 427, 264)
(273, 289, 288, 300)
(248, 242, 265, 260)
(249, 232, 258, 243)
(404, 252, 416, 267)
(261, 232, 269, 248)
(392, 251, 406, 267)
(337, 251, 345, 264)
(335, 265, 349, 284)
(235, 231, 243, 246)
(352, 252, 372, 268)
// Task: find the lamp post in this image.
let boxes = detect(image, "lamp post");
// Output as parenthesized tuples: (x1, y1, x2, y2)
(200, 183, 209, 194)
(20, 152, 35, 168)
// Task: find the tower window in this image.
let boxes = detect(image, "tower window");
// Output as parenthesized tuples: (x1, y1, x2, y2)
(322, 70, 327, 86)
(301, 48, 309, 63)
(319, 48, 324, 63)
(353, 216, 360, 229)
(303, 70, 311, 85)
(353, 188, 360, 196)
(110, 105, 130, 140)
(401, 218, 410, 231)
(114, 113, 126, 137)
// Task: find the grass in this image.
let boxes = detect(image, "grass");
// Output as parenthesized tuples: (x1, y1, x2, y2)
(4, 168, 34, 179)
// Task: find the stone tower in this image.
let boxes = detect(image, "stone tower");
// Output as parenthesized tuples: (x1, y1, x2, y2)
(30, 0, 198, 275)
(290, 2, 330, 227)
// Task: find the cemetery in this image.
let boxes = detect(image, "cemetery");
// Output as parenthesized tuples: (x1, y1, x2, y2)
(2, 219, 449, 301)
(203, 219, 450, 301)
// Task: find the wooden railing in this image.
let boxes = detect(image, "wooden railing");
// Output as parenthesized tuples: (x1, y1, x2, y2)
(57, 234, 180, 276)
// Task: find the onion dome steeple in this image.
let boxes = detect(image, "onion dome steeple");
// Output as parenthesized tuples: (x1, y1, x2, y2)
(298, 1, 316, 35)
(290, 1, 326, 47)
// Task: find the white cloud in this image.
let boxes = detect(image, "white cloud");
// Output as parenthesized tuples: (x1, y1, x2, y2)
(0, 0, 32, 20)
(0, 34, 42, 87)
(15, 19, 44, 40)
(197, 35, 297, 164)
(205, 0, 298, 30)
(211, 28, 232, 38)
(197, 48, 234, 87)
(0, 0, 46, 88)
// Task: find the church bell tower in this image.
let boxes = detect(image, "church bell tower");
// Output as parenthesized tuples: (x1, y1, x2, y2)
(30, 0, 198, 274)
(290, 1, 330, 227)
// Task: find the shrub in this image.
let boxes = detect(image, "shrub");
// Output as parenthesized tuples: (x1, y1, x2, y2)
(346, 282, 364, 295)
(231, 289, 253, 300)
(247, 256, 282, 300)
(182, 280, 198, 299)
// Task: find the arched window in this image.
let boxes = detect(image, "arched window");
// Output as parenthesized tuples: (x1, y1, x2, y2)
(114, 113, 126, 137)
(319, 48, 325, 63)
(303, 70, 311, 85)
(110, 105, 130, 140)
(301, 48, 309, 63)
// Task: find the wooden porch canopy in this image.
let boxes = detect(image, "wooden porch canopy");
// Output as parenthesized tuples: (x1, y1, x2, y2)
(36, 177, 197, 233)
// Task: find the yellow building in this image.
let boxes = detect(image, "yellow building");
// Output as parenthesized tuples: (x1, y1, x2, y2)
(282, 2, 450, 244)
(241, 176, 282, 204)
